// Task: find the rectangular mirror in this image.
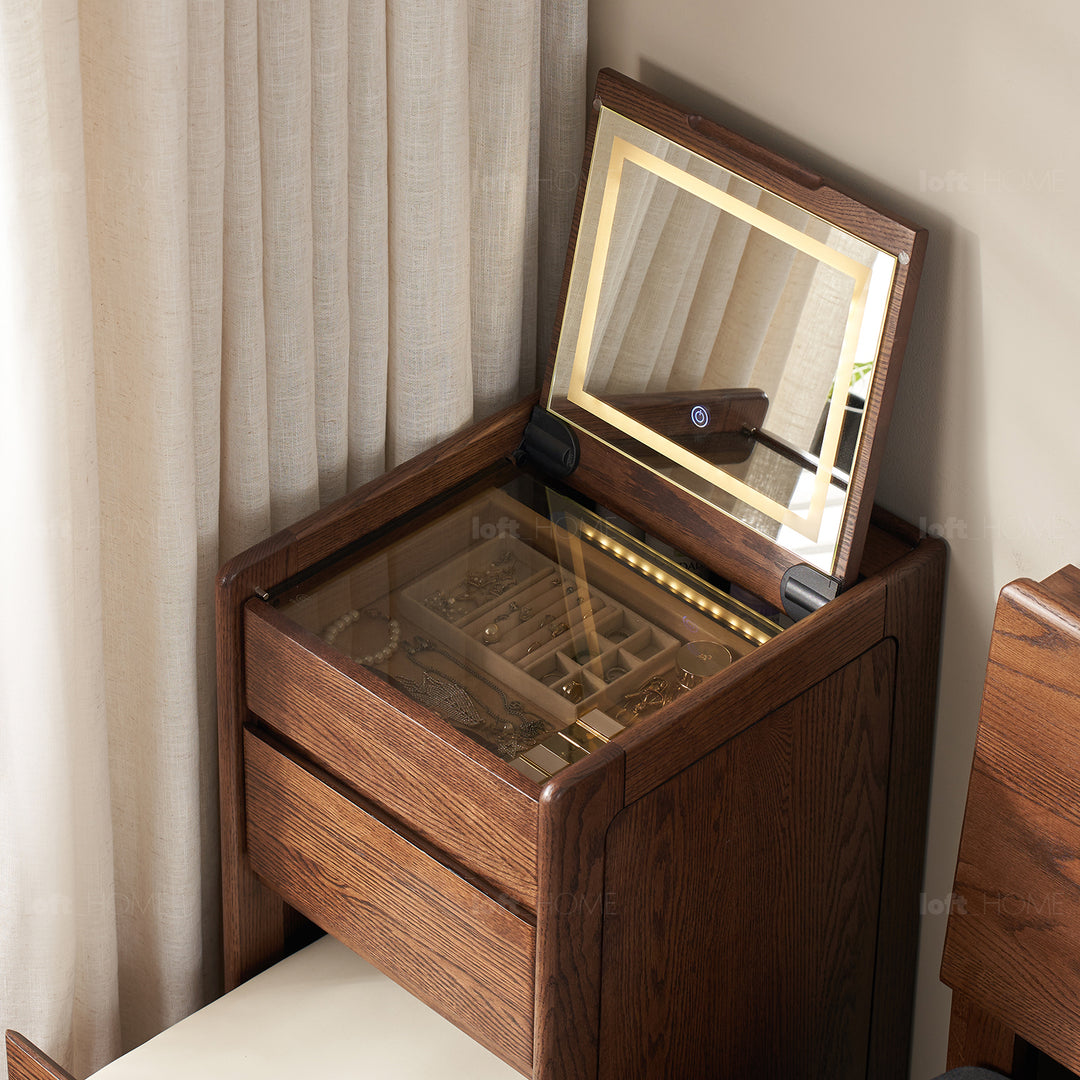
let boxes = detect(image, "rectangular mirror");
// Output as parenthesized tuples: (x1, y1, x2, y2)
(547, 101, 910, 579)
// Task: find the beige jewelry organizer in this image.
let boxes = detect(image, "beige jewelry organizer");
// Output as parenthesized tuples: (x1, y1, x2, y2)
(280, 486, 774, 779)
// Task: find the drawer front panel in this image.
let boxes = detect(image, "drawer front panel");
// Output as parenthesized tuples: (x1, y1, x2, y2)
(244, 601, 539, 908)
(244, 730, 535, 1075)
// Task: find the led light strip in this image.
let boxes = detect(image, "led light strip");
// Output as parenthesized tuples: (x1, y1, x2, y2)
(574, 522, 774, 646)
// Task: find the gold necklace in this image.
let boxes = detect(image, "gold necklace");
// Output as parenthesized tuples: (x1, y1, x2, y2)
(398, 636, 550, 757)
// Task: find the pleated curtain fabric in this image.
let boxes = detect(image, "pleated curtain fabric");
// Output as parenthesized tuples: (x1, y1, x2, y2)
(0, 1, 120, 1073)
(0, 0, 586, 1075)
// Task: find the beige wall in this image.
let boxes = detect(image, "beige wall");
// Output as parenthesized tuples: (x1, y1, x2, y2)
(588, 0, 1080, 1073)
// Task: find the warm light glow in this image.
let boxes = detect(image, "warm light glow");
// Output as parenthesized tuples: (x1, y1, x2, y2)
(575, 521, 774, 645)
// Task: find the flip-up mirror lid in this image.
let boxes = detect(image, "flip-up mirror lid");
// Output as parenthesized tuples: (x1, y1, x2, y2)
(542, 70, 926, 604)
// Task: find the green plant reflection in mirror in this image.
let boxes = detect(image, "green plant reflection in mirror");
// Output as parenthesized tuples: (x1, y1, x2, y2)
(547, 107, 897, 573)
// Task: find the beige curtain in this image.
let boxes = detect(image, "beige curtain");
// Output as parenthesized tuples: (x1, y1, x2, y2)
(0, 0, 586, 1075)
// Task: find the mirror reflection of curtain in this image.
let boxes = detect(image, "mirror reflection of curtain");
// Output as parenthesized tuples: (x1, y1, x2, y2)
(585, 133, 676, 388)
(0, 0, 585, 1075)
(585, 164, 859, 543)
(661, 177, 758, 392)
(589, 184, 849, 450)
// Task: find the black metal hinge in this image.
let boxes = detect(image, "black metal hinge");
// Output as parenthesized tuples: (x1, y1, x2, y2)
(781, 563, 841, 622)
(515, 406, 580, 478)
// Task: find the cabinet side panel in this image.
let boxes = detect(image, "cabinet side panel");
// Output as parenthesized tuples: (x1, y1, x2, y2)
(867, 536, 945, 1079)
(599, 642, 895, 1080)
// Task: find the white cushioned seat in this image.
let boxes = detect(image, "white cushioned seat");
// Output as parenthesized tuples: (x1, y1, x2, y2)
(90, 935, 520, 1078)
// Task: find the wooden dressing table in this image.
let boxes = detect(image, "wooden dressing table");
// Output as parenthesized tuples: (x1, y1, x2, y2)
(215, 71, 944, 1080)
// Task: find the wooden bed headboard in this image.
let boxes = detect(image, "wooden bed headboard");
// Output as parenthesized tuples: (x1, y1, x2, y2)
(5, 1031, 75, 1080)
(941, 564, 1080, 1075)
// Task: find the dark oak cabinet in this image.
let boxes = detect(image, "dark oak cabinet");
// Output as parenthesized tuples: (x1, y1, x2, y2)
(218, 70, 943, 1079)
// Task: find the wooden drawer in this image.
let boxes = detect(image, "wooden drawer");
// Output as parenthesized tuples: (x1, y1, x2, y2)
(244, 600, 540, 909)
(243, 729, 536, 1075)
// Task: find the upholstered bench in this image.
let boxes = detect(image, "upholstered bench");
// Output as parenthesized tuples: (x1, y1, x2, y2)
(7, 935, 519, 1079)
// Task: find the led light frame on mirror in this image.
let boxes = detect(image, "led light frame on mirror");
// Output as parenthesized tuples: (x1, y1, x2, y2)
(555, 107, 898, 549)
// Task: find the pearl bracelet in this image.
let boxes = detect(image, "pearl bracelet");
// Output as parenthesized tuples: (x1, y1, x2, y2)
(322, 607, 401, 666)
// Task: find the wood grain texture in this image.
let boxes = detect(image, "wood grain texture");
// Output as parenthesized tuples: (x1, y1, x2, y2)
(615, 572, 886, 803)
(5, 1033, 75, 1080)
(832, 215, 926, 587)
(945, 992, 1033, 1076)
(941, 568, 1080, 1075)
(244, 602, 539, 909)
(533, 740, 625, 1080)
(538, 68, 927, 600)
(865, 533, 947, 1080)
(217, 531, 306, 988)
(598, 642, 894, 1079)
(244, 730, 535, 1076)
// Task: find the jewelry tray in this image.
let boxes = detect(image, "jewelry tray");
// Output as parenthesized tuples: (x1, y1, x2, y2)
(275, 480, 780, 780)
